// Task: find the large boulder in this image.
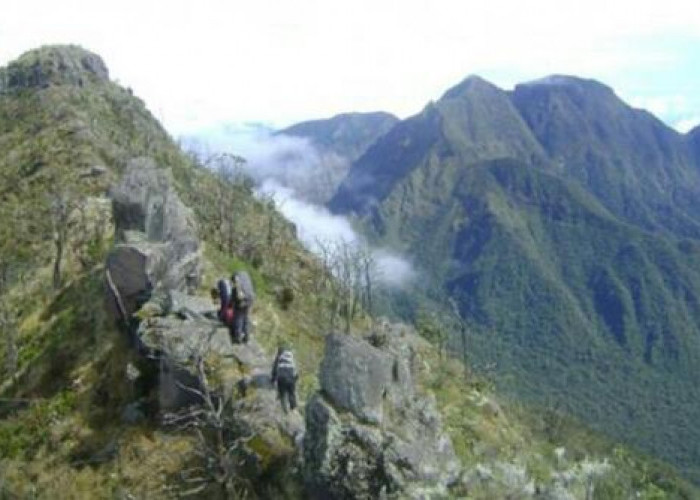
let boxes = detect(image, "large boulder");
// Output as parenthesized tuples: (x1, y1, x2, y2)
(305, 333, 461, 499)
(109, 157, 198, 246)
(319, 333, 412, 424)
(106, 158, 201, 317)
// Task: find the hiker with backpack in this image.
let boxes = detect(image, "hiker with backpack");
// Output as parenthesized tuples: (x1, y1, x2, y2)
(214, 278, 235, 332)
(230, 271, 255, 343)
(271, 345, 298, 412)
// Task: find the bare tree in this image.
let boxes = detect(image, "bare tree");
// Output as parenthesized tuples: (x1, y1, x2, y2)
(162, 339, 252, 497)
(203, 152, 255, 257)
(314, 239, 378, 333)
(359, 246, 377, 322)
(448, 297, 469, 373)
(48, 186, 77, 290)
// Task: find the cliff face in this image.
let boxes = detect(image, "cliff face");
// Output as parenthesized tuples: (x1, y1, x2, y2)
(304, 333, 460, 498)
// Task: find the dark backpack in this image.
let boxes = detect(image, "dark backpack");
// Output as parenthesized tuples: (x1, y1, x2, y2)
(232, 271, 255, 309)
(276, 350, 296, 380)
(217, 278, 235, 325)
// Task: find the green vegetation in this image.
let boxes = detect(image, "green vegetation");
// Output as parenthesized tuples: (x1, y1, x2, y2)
(331, 75, 700, 484)
(1, 45, 698, 497)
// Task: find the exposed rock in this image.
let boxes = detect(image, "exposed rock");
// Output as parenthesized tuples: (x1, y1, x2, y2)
(121, 401, 145, 424)
(319, 333, 412, 425)
(125, 362, 141, 382)
(168, 290, 218, 320)
(80, 165, 108, 178)
(110, 157, 198, 245)
(136, 316, 233, 364)
(105, 157, 202, 317)
(305, 333, 461, 499)
(106, 243, 161, 316)
(0, 45, 109, 93)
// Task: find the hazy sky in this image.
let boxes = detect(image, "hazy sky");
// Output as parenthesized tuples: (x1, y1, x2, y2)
(1, 0, 699, 134)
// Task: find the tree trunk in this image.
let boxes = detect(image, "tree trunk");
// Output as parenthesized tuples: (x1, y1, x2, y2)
(53, 234, 64, 290)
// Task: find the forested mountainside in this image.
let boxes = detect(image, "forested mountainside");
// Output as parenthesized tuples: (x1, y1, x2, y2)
(0, 45, 696, 498)
(329, 74, 700, 483)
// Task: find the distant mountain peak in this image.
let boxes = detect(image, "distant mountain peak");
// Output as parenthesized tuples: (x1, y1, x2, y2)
(515, 74, 615, 97)
(440, 75, 503, 100)
(326, 111, 398, 122)
(0, 44, 109, 92)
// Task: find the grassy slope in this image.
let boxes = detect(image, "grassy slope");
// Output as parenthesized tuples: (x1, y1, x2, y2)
(0, 46, 696, 498)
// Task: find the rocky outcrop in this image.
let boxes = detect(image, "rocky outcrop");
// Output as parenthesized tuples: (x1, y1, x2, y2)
(102, 159, 302, 485)
(106, 157, 201, 317)
(0, 45, 109, 92)
(102, 156, 459, 497)
(319, 333, 410, 424)
(304, 333, 461, 499)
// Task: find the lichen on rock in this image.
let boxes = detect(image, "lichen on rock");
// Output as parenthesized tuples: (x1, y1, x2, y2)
(106, 157, 202, 317)
(304, 333, 461, 499)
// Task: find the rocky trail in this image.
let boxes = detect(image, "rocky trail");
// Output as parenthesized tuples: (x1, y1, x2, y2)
(103, 157, 461, 497)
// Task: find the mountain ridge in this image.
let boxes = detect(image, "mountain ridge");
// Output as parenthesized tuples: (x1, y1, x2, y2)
(1, 45, 698, 497)
(328, 72, 700, 482)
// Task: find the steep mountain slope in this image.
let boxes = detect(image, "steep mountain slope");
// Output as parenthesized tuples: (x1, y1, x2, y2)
(274, 111, 398, 202)
(329, 76, 548, 215)
(688, 125, 700, 165)
(1, 46, 697, 498)
(511, 76, 700, 238)
(330, 75, 700, 482)
(0, 45, 323, 496)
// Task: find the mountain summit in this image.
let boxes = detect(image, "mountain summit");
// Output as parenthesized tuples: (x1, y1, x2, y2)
(511, 75, 700, 236)
(329, 73, 700, 482)
(0, 45, 109, 92)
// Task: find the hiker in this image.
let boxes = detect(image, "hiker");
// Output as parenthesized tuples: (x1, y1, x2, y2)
(215, 279, 234, 324)
(271, 345, 298, 412)
(213, 279, 236, 342)
(230, 271, 255, 343)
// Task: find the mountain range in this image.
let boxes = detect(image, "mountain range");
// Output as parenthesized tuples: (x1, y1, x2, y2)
(322, 74, 700, 482)
(1, 45, 699, 496)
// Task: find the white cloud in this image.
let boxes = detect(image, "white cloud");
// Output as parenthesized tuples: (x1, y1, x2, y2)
(674, 117, 700, 134)
(258, 179, 416, 288)
(373, 250, 417, 288)
(258, 179, 358, 248)
(181, 125, 349, 202)
(629, 95, 700, 132)
(184, 128, 417, 288)
(1, 0, 698, 133)
(630, 95, 689, 117)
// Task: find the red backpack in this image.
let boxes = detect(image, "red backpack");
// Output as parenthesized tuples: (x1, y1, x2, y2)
(222, 306, 235, 326)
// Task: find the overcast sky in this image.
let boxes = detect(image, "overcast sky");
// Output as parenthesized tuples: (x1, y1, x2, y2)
(1, 0, 699, 134)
